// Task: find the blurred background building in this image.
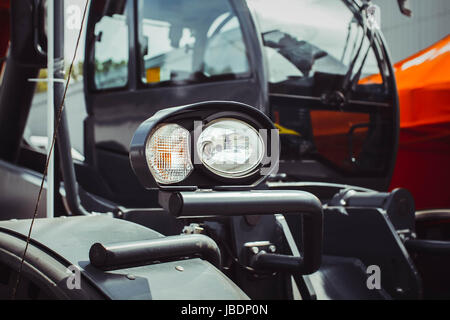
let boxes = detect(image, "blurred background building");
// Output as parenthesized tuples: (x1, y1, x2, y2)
(376, 0, 450, 62)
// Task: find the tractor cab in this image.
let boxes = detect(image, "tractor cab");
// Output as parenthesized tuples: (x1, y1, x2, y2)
(81, 0, 397, 214)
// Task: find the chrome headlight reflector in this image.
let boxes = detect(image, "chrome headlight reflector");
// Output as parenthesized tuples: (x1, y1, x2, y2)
(197, 118, 265, 178)
(146, 124, 193, 184)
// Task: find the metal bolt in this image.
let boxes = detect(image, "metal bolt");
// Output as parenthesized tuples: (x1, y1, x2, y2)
(126, 274, 136, 280)
(269, 245, 276, 253)
(251, 247, 259, 255)
(175, 266, 184, 272)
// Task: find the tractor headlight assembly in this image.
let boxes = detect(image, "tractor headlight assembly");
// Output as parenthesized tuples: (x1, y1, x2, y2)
(197, 118, 264, 179)
(130, 101, 279, 190)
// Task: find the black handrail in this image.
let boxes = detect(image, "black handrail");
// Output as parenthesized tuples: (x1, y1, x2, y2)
(159, 190, 323, 275)
(89, 234, 222, 270)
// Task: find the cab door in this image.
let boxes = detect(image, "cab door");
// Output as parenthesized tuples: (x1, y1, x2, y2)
(83, 0, 266, 206)
(247, 0, 399, 191)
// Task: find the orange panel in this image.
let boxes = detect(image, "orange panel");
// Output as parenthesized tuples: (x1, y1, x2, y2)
(388, 35, 450, 209)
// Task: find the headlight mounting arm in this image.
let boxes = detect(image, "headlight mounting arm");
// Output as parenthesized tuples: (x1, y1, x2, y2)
(159, 189, 323, 275)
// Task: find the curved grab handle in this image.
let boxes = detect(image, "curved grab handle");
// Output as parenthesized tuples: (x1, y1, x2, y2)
(89, 234, 221, 270)
(160, 190, 323, 275)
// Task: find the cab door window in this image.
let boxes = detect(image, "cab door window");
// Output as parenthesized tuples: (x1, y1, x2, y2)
(93, 5, 129, 90)
(203, 14, 249, 77)
(138, 0, 250, 86)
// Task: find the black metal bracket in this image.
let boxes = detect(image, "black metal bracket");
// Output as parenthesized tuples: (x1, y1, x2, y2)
(397, 0, 412, 17)
(159, 189, 323, 275)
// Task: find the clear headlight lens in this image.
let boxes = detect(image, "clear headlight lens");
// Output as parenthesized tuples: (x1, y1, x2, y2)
(197, 118, 264, 178)
(146, 124, 193, 184)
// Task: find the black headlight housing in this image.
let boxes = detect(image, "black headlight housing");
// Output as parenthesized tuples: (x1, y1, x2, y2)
(129, 101, 279, 191)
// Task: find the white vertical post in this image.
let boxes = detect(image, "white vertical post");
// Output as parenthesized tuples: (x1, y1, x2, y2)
(47, 0, 55, 219)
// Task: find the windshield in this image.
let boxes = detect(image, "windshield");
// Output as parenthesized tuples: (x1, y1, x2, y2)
(247, 0, 384, 96)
